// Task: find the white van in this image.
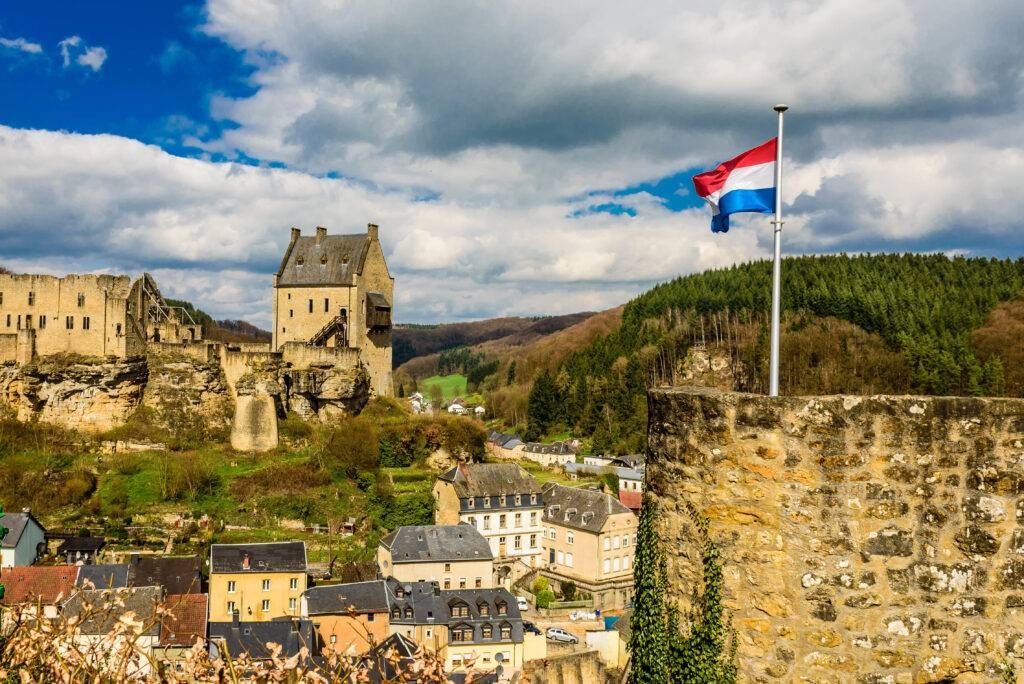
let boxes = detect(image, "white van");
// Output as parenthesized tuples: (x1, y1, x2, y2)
(516, 596, 530, 612)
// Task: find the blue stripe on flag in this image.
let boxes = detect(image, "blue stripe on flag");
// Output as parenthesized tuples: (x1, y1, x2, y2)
(710, 187, 775, 233)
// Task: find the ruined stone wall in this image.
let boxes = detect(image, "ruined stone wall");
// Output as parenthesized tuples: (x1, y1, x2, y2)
(647, 386, 1024, 683)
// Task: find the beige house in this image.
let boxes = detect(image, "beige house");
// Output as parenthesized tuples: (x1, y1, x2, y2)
(302, 580, 391, 656)
(433, 464, 545, 579)
(0, 271, 200, 364)
(540, 483, 637, 609)
(208, 542, 308, 623)
(378, 525, 494, 589)
(272, 224, 393, 397)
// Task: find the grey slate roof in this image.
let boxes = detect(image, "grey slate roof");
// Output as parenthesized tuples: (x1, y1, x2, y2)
(76, 564, 130, 589)
(276, 232, 370, 286)
(209, 618, 314, 661)
(359, 632, 419, 682)
(523, 441, 576, 455)
(0, 511, 43, 549)
(380, 525, 493, 564)
(210, 541, 307, 574)
(541, 482, 631, 533)
(128, 554, 203, 594)
(61, 586, 162, 636)
(438, 463, 542, 498)
(383, 579, 523, 645)
(303, 580, 389, 616)
(58, 536, 105, 554)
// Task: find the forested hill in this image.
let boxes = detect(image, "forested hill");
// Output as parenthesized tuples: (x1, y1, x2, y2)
(524, 254, 1024, 454)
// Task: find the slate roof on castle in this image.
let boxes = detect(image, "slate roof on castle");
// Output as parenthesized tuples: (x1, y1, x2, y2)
(437, 463, 543, 498)
(541, 482, 631, 533)
(276, 230, 372, 287)
(380, 525, 493, 564)
(210, 541, 307, 574)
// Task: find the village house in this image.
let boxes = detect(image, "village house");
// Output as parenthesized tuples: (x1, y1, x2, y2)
(208, 613, 314, 665)
(0, 509, 45, 568)
(520, 441, 577, 468)
(302, 579, 391, 656)
(384, 579, 531, 674)
(0, 271, 200, 364)
(358, 632, 421, 681)
(76, 564, 130, 589)
(156, 593, 209, 667)
(59, 586, 163, 677)
(540, 483, 638, 609)
(209, 541, 308, 622)
(58, 535, 106, 565)
(377, 525, 495, 589)
(127, 553, 204, 594)
(0, 564, 78, 618)
(272, 224, 394, 397)
(433, 464, 545, 577)
(485, 430, 524, 460)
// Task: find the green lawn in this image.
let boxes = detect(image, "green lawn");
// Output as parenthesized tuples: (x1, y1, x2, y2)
(419, 374, 468, 403)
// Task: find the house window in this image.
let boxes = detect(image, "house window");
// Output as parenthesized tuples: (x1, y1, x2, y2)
(227, 581, 236, 593)
(459, 577, 466, 589)
(262, 599, 270, 611)
(496, 601, 508, 616)
(452, 626, 473, 642)
(27, 292, 34, 306)
(530, 534, 537, 548)
(515, 513, 522, 528)
(499, 514, 506, 529)
(603, 559, 610, 574)
(65, 316, 73, 329)
(367, 613, 374, 622)
(515, 495, 521, 505)
(324, 298, 330, 312)
(500, 624, 511, 639)
(444, 579, 451, 589)
(613, 557, 621, 571)
(289, 598, 297, 611)
(557, 550, 564, 565)
(603, 537, 611, 551)
(567, 532, 574, 544)
(531, 494, 537, 504)
(475, 577, 482, 588)
(467, 498, 475, 510)
(530, 512, 537, 526)
(623, 534, 631, 547)
(391, 607, 400, 619)
(262, 579, 271, 591)
(404, 607, 413, 619)
(514, 535, 522, 550)
(451, 603, 468, 617)
(396, 587, 405, 598)
(624, 556, 631, 570)
(227, 601, 236, 614)
(566, 552, 574, 567)
(500, 495, 507, 507)
(480, 603, 490, 616)
(77, 293, 85, 307)
(444, 563, 451, 572)
(484, 497, 491, 509)
(482, 624, 493, 639)
(6, 314, 10, 327)
(308, 299, 313, 313)
(82, 316, 90, 330)
(613, 536, 620, 549)
(483, 515, 491, 530)
(290, 578, 298, 590)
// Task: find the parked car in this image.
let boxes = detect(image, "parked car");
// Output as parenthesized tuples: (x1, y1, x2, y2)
(516, 596, 530, 611)
(523, 621, 542, 635)
(546, 627, 579, 644)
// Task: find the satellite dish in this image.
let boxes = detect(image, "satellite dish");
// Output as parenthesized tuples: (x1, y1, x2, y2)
(495, 653, 504, 662)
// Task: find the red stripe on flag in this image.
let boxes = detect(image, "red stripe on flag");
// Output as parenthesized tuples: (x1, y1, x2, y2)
(692, 138, 777, 197)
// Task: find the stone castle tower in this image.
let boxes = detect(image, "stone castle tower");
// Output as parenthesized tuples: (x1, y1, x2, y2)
(271, 224, 394, 397)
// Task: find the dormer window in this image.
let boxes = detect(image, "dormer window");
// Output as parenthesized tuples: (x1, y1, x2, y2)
(515, 495, 522, 505)
(500, 495, 507, 507)
(391, 607, 400, 619)
(450, 601, 470, 618)
(467, 498, 475, 510)
(320, 255, 328, 265)
(484, 497, 491, 509)
(396, 587, 405, 598)
(478, 602, 490, 616)
(500, 622, 512, 639)
(296, 256, 305, 266)
(530, 494, 537, 505)
(482, 624, 493, 639)
(404, 607, 413, 619)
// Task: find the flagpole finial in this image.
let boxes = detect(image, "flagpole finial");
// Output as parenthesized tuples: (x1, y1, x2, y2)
(773, 104, 789, 113)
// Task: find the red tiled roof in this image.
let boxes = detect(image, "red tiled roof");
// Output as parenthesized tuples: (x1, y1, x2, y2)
(0, 565, 79, 605)
(618, 490, 642, 511)
(159, 593, 209, 647)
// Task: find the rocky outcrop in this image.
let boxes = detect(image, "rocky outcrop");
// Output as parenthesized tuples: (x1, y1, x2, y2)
(648, 387, 1024, 683)
(677, 344, 738, 390)
(0, 356, 148, 432)
(144, 352, 233, 430)
(282, 362, 371, 420)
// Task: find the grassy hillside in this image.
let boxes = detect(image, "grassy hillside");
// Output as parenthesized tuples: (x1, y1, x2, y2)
(517, 253, 1024, 453)
(418, 374, 468, 403)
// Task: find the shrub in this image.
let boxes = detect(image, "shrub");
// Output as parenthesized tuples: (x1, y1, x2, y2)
(158, 454, 220, 502)
(536, 589, 555, 609)
(312, 418, 380, 480)
(279, 412, 313, 442)
(230, 461, 330, 499)
(560, 581, 578, 602)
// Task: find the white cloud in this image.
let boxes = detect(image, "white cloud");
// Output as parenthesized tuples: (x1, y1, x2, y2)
(58, 35, 107, 71)
(0, 36, 43, 54)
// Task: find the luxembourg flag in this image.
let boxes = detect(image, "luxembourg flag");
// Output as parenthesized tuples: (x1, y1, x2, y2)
(692, 138, 777, 233)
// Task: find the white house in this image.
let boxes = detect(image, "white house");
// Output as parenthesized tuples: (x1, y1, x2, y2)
(474, 405, 486, 417)
(0, 510, 46, 568)
(448, 402, 468, 415)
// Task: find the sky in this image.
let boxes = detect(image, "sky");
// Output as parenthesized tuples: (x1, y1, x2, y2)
(1, 1, 1023, 327)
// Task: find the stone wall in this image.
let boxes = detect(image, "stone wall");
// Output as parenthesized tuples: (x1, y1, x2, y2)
(647, 386, 1024, 683)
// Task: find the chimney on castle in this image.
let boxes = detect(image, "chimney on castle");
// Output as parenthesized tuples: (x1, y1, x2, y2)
(316, 226, 327, 245)
(367, 223, 379, 240)
(290, 227, 301, 242)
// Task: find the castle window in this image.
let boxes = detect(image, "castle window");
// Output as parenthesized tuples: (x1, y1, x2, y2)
(27, 291, 34, 306)
(65, 316, 73, 330)
(115, 323, 121, 336)
(324, 298, 329, 312)
(25, 315, 32, 329)
(82, 317, 90, 330)
(5, 314, 9, 327)
(308, 299, 313, 314)
(296, 256, 305, 266)
(39, 316, 46, 330)
(289, 310, 293, 318)
(77, 293, 85, 307)
(0, 292, 3, 306)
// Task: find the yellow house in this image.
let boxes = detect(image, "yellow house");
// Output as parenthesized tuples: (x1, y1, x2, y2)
(271, 224, 394, 397)
(209, 541, 308, 622)
(377, 525, 495, 589)
(540, 482, 637, 609)
(302, 580, 391, 656)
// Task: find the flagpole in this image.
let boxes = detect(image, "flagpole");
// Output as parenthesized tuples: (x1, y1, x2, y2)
(769, 104, 788, 397)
